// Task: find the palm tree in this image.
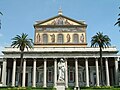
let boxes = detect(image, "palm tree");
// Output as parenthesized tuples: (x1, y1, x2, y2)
(0, 12, 3, 29)
(114, 7, 120, 27)
(11, 33, 33, 86)
(91, 32, 111, 86)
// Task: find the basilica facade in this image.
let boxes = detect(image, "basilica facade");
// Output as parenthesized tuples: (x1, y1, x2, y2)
(1, 10, 120, 89)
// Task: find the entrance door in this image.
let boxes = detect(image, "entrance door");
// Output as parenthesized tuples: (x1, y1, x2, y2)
(25, 73, 28, 86)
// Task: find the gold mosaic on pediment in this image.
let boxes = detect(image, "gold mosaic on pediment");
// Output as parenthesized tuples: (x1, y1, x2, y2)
(39, 16, 83, 26)
(51, 17, 71, 25)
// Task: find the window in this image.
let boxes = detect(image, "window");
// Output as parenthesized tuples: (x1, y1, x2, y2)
(36, 34, 41, 43)
(43, 34, 48, 44)
(73, 34, 79, 43)
(57, 34, 64, 44)
(48, 69, 53, 82)
(69, 68, 74, 82)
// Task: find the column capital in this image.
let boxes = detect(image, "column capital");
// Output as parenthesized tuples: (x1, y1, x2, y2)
(12, 58, 16, 60)
(74, 58, 78, 60)
(95, 57, 98, 59)
(84, 57, 88, 60)
(23, 58, 26, 61)
(53, 58, 57, 60)
(3, 58, 7, 61)
(117, 57, 119, 61)
(43, 58, 47, 60)
(33, 58, 37, 60)
(114, 57, 119, 61)
(105, 57, 108, 59)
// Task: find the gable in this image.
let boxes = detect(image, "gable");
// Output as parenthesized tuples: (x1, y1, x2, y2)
(35, 15, 87, 26)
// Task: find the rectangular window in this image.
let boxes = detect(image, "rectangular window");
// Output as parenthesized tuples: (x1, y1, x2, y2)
(57, 34, 64, 44)
(43, 34, 48, 44)
(69, 69, 74, 82)
(48, 69, 52, 82)
(73, 34, 79, 44)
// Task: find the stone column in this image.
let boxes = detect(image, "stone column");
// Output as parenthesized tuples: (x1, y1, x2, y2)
(2, 58, 7, 86)
(43, 58, 47, 87)
(22, 59, 26, 87)
(12, 58, 16, 87)
(85, 58, 89, 87)
(54, 58, 57, 88)
(115, 57, 119, 86)
(105, 58, 110, 86)
(32, 59, 36, 87)
(95, 58, 99, 86)
(0, 65, 1, 82)
(75, 58, 79, 88)
(65, 58, 68, 88)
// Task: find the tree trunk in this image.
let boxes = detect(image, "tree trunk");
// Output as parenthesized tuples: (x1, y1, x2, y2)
(100, 47, 104, 86)
(18, 51, 24, 87)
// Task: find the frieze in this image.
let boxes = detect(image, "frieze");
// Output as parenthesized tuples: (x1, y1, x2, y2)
(35, 33, 85, 44)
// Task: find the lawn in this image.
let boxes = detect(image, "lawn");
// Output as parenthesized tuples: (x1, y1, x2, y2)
(0, 87, 120, 90)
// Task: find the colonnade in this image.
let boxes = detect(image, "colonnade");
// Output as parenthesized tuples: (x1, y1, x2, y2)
(1, 57, 119, 87)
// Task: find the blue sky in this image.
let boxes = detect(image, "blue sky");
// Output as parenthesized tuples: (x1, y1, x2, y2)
(0, 0, 120, 54)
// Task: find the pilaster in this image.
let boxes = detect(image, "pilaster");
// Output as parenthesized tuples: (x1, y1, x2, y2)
(105, 58, 110, 86)
(12, 58, 16, 87)
(85, 58, 89, 87)
(1, 58, 7, 86)
(75, 58, 79, 88)
(54, 58, 57, 88)
(95, 58, 99, 86)
(43, 58, 47, 87)
(32, 58, 36, 87)
(22, 59, 26, 87)
(65, 58, 68, 88)
(115, 57, 119, 86)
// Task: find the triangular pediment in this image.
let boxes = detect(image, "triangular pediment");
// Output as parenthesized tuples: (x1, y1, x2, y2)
(35, 15, 87, 26)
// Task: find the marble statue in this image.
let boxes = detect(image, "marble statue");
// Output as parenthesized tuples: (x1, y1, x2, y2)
(58, 58, 65, 81)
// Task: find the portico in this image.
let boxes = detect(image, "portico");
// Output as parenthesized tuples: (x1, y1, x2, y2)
(1, 47, 119, 88)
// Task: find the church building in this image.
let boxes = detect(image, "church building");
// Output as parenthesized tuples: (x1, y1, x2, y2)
(0, 9, 120, 89)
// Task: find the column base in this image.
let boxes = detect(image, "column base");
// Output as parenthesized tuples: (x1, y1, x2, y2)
(74, 87, 80, 90)
(32, 85, 36, 87)
(43, 85, 47, 88)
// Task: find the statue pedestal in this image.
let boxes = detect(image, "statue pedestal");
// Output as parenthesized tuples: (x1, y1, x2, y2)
(57, 81, 65, 90)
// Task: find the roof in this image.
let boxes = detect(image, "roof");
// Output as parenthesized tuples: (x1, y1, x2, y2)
(34, 14, 87, 27)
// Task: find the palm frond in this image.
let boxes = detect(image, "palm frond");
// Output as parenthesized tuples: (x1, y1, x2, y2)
(0, 12, 3, 15)
(91, 32, 111, 48)
(11, 33, 33, 51)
